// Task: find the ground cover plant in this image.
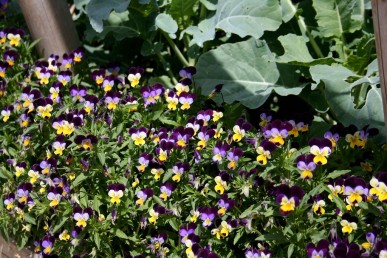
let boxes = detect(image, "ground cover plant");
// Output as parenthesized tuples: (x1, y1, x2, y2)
(1, 0, 387, 258)
(1, 25, 387, 258)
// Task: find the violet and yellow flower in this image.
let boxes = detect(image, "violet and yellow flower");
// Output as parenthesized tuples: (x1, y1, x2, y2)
(345, 129, 368, 149)
(214, 175, 228, 195)
(171, 162, 190, 182)
(196, 109, 212, 126)
(104, 92, 120, 110)
(52, 118, 75, 136)
(343, 176, 369, 205)
(227, 147, 243, 170)
(20, 87, 41, 109)
(72, 47, 84, 63)
(311, 195, 326, 215)
(1, 105, 12, 122)
(288, 120, 308, 137)
(83, 95, 99, 114)
(174, 82, 189, 96)
(47, 186, 63, 207)
(148, 208, 159, 224)
(35, 98, 54, 118)
(212, 141, 230, 163)
(141, 84, 165, 106)
(7, 32, 21, 47)
(14, 162, 26, 177)
(3, 50, 19, 66)
(150, 233, 168, 252)
(179, 223, 196, 244)
(91, 69, 105, 85)
(370, 172, 387, 202)
(159, 182, 175, 201)
(136, 188, 153, 206)
(171, 126, 194, 149)
(275, 184, 304, 215)
(256, 140, 277, 166)
(52, 135, 67, 156)
(28, 168, 40, 184)
(151, 167, 165, 181)
(21, 134, 31, 147)
(306, 239, 329, 258)
(263, 119, 292, 146)
(211, 221, 233, 239)
(0, 61, 7, 78)
(73, 207, 93, 227)
(165, 90, 179, 110)
(199, 207, 217, 227)
(259, 113, 272, 127)
(127, 66, 144, 87)
(70, 84, 87, 102)
(57, 70, 71, 86)
(340, 213, 358, 234)
(308, 138, 332, 165)
(296, 154, 316, 179)
(41, 235, 55, 255)
(62, 53, 73, 69)
(217, 194, 235, 216)
(37, 68, 52, 85)
(178, 92, 196, 110)
(108, 183, 125, 204)
(362, 232, 376, 250)
(136, 153, 153, 172)
(156, 139, 174, 163)
(40, 158, 57, 175)
(74, 134, 98, 150)
(196, 128, 215, 150)
(4, 193, 15, 210)
(324, 131, 340, 149)
(232, 118, 252, 142)
(59, 230, 70, 241)
(129, 127, 148, 146)
(102, 74, 116, 92)
(123, 95, 138, 112)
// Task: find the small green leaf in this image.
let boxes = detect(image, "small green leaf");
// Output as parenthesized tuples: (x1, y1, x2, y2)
(239, 204, 260, 218)
(114, 228, 129, 239)
(168, 218, 179, 231)
(52, 217, 68, 233)
(98, 151, 106, 165)
(158, 116, 181, 126)
(72, 173, 88, 188)
(94, 233, 101, 249)
(23, 213, 36, 225)
(162, 169, 174, 183)
(327, 170, 351, 179)
(233, 229, 244, 245)
(80, 187, 89, 208)
(287, 243, 295, 258)
(155, 13, 178, 39)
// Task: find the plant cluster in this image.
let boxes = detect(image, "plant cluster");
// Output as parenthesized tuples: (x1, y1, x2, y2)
(1, 27, 387, 258)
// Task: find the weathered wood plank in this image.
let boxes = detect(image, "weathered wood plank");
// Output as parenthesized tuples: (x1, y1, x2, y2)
(372, 0, 387, 140)
(17, 0, 80, 59)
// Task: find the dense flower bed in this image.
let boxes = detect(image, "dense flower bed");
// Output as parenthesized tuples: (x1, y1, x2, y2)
(1, 28, 387, 258)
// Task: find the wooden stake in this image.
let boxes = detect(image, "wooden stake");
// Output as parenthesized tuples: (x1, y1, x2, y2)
(17, 0, 80, 59)
(372, 0, 387, 140)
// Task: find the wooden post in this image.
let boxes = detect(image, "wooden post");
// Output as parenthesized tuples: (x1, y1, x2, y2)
(17, 0, 80, 59)
(372, 0, 387, 140)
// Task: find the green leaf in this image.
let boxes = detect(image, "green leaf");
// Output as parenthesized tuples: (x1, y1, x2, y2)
(276, 34, 314, 63)
(162, 169, 174, 183)
(86, 0, 131, 32)
(72, 173, 88, 188)
(169, 0, 196, 21)
(80, 187, 89, 208)
(0, 167, 12, 179)
(287, 243, 295, 258)
(168, 218, 179, 231)
(158, 116, 181, 126)
(255, 233, 287, 242)
(114, 228, 129, 239)
(52, 217, 68, 233)
(155, 13, 178, 39)
(195, 39, 304, 109)
(233, 229, 244, 245)
(184, 17, 216, 47)
(313, 0, 362, 38)
(214, 0, 282, 39)
(281, 0, 297, 22)
(239, 204, 260, 218)
(199, 0, 217, 10)
(94, 232, 101, 249)
(23, 213, 36, 225)
(327, 170, 351, 179)
(321, 185, 346, 211)
(98, 151, 106, 165)
(310, 64, 385, 140)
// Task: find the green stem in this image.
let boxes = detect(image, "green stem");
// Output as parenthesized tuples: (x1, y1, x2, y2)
(162, 32, 190, 67)
(296, 14, 324, 59)
(155, 51, 178, 85)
